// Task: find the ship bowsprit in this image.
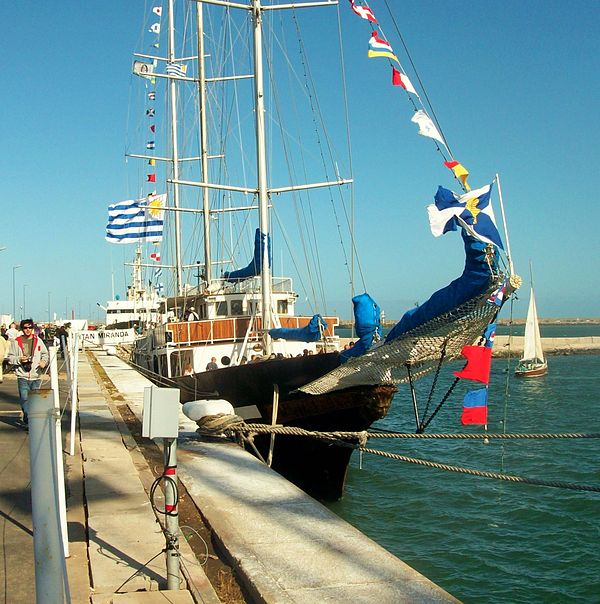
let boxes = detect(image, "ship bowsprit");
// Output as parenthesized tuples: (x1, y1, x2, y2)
(300, 280, 506, 396)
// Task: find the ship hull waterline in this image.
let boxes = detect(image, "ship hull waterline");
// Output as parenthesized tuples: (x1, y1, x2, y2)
(133, 353, 396, 499)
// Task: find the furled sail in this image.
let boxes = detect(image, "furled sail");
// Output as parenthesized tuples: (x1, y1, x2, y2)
(386, 230, 494, 342)
(224, 229, 272, 282)
(300, 226, 506, 395)
(269, 314, 327, 343)
(340, 293, 382, 361)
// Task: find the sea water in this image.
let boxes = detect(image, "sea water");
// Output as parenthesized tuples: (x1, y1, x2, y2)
(328, 352, 600, 602)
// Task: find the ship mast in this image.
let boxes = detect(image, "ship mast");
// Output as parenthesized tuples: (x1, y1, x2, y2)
(195, 2, 212, 286)
(168, 0, 184, 295)
(251, 0, 273, 352)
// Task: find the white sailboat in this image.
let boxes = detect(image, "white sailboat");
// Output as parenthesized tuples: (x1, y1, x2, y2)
(515, 271, 547, 377)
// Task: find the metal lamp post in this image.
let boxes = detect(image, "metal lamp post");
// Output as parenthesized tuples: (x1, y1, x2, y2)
(12, 265, 22, 320)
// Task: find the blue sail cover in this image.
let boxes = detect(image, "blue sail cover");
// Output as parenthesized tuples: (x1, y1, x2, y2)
(224, 228, 272, 282)
(340, 293, 382, 362)
(269, 314, 327, 342)
(386, 229, 494, 343)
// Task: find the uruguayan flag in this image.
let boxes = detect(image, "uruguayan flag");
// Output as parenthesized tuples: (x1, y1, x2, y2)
(106, 194, 166, 244)
(427, 183, 504, 249)
(165, 62, 187, 78)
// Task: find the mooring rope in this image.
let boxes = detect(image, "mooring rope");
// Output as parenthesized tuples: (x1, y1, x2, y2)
(360, 447, 600, 493)
(225, 423, 600, 441)
(213, 421, 600, 493)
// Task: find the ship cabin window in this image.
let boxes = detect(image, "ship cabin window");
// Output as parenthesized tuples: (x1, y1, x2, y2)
(248, 301, 260, 315)
(230, 299, 243, 315)
(277, 300, 288, 315)
(216, 301, 228, 317)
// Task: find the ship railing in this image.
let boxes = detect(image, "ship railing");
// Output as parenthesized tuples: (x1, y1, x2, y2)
(163, 314, 339, 346)
(213, 276, 294, 295)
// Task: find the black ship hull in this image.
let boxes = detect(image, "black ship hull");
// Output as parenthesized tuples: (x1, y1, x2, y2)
(136, 353, 396, 499)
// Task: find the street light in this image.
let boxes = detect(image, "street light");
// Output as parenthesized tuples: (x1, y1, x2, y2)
(23, 284, 28, 318)
(12, 265, 22, 320)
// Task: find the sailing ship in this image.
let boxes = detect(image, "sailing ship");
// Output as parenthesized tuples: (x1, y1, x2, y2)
(109, 0, 517, 499)
(515, 273, 547, 377)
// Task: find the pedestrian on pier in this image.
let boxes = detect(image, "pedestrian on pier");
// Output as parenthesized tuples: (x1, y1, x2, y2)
(55, 323, 70, 358)
(6, 322, 19, 340)
(7, 319, 49, 425)
(0, 332, 8, 383)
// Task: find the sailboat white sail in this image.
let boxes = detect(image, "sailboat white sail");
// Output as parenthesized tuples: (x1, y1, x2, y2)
(516, 286, 548, 377)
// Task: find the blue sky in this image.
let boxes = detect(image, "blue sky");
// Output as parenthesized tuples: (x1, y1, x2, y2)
(1, 1, 599, 323)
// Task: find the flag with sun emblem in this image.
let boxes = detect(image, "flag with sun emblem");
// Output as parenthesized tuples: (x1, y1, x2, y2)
(106, 194, 166, 244)
(427, 183, 504, 249)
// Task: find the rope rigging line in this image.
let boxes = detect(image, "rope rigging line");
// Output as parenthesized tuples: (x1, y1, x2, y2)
(381, 0, 454, 162)
(290, 10, 355, 300)
(335, 2, 364, 297)
(213, 421, 600, 494)
(224, 423, 600, 441)
(360, 447, 600, 494)
(265, 17, 325, 311)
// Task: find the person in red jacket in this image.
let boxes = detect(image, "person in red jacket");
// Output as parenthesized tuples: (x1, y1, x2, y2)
(7, 319, 49, 425)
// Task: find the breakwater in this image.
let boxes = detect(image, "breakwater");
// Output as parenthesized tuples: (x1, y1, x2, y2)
(338, 336, 600, 357)
(493, 336, 600, 357)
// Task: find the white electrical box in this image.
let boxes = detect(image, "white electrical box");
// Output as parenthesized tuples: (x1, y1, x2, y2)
(142, 386, 180, 439)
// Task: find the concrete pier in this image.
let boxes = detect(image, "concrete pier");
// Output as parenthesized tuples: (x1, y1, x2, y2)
(0, 348, 459, 602)
(92, 350, 459, 603)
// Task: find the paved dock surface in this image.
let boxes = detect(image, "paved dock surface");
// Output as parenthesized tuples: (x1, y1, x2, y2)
(0, 349, 460, 603)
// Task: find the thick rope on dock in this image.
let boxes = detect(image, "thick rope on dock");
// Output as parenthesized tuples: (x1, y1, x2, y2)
(360, 447, 600, 493)
(212, 422, 600, 494)
(224, 423, 600, 441)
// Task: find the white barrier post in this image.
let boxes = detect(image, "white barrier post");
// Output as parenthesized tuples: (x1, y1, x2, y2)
(28, 390, 68, 603)
(68, 332, 80, 457)
(49, 346, 69, 557)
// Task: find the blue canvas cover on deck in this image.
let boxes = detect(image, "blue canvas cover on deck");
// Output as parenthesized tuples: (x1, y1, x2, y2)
(340, 293, 381, 362)
(224, 228, 272, 282)
(386, 229, 493, 343)
(269, 314, 327, 342)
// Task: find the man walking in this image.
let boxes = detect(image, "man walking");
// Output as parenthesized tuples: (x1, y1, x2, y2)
(7, 319, 49, 425)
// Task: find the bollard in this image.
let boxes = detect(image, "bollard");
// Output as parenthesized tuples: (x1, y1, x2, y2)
(28, 390, 67, 603)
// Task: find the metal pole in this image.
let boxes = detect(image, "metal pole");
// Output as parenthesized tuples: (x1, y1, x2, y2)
(12, 265, 21, 320)
(28, 390, 67, 603)
(495, 173, 515, 276)
(163, 438, 180, 590)
(168, 0, 184, 295)
(49, 346, 69, 557)
(195, 2, 213, 285)
(405, 363, 421, 432)
(267, 384, 279, 467)
(68, 333, 80, 457)
(252, 0, 273, 352)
